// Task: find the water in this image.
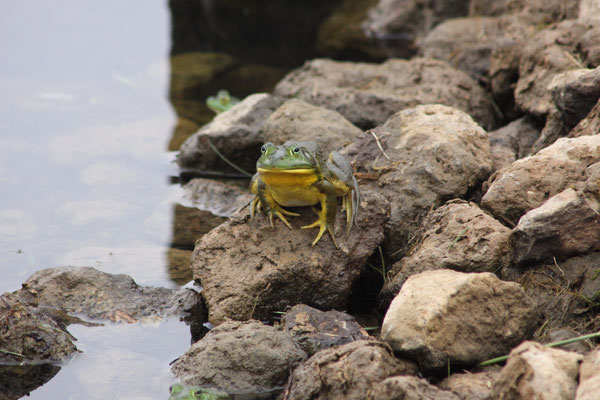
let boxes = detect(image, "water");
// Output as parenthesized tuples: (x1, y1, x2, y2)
(1, 2, 190, 398)
(0, 2, 178, 291)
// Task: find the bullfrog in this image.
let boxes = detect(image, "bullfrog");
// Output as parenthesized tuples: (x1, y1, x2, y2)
(250, 141, 359, 247)
(206, 90, 240, 114)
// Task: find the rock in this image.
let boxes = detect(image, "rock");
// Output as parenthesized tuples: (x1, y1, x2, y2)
(273, 58, 498, 130)
(510, 188, 600, 265)
(381, 200, 511, 302)
(18, 266, 203, 322)
(381, 270, 538, 370)
(550, 67, 600, 128)
(367, 375, 460, 400)
(192, 189, 389, 325)
(0, 292, 78, 364)
(171, 204, 227, 249)
(420, 16, 532, 86)
(469, 0, 579, 25)
(579, 0, 600, 24)
(282, 304, 371, 356)
(439, 369, 501, 400)
(570, 98, 600, 138)
(0, 364, 61, 400)
(361, 0, 470, 59)
(491, 341, 582, 400)
(515, 20, 600, 119)
(576, 347, 600, 400)
(260, 99, 362, 151)
(315, 0, 385, 61)
(171, 320, 306, 398)
(177, 93, 279, 172)
(182, 178, 254, 218)
(281, 340, 417, 400)
(344, 104, 492, 258)
(487, 116, 541, 171)
(482, 135, 600, 225)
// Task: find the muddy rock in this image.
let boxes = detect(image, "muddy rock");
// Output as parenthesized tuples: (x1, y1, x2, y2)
(381, 270, 538, 370)
(515, 20, 600, 119)
(570, 98, 600, 138)
(273, 58, 498, 130)
(469, 0, 578, 24)
(482, 135, 600, 225)
(169, 52, 237, 100)
(282, 304, 371, 356)
(171, 320, 306, 398)
(439, 368, 501, 400)
(0, 364, 61, 400)
(344, 104, 492, 258)
(18, 266, 203, 322)
(260, 99, 362, 151)
(576, 347, 600, 400)
(281, 340, 417, 400)
(510, 188, 600, 265)
(580, 0, 600, 24)
(368, 375, 460, 400)
(182, 178, 254, 218)
(550, 66, 600, 129)
(381, 200, 511, 302)
(192, 189, 389, 325)
(421, 16, 532, 86)
(491, 341, 582, 400)
(361, 0, 469, 59)
(177, 93, 278, 172)
(487, 116, 541, 170)
(0, 292, 78, 364)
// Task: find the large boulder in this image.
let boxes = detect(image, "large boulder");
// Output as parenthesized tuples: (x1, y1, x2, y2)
(381, 270, 538, 370)
(18, 266, 203, 322)
(381, 200, 511, 301)
(510, 187, 600, 265)
(273, 58, 498, 130)
(344, 104, 492, 258)
(192, 189, 389, 325)
(177, 93, 279, 172)
(260, 99, 362, 151)
(482, 135, 600, 225)
(491, 341, 582, 400)
(171, 320, 306, 398)
(281, 340, 417, 400)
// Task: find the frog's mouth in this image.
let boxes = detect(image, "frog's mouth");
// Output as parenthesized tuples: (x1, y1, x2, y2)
(257, 167, 315, 175)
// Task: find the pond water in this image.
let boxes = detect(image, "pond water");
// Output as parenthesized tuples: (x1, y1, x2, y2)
(1, 1, 189, 399)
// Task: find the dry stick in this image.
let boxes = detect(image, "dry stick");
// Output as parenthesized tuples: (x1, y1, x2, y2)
(479, 331, 600, 367)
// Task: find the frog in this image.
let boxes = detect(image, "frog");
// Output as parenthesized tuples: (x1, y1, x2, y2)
(206, 90, 240, 114)
(249, 141, 359, 247)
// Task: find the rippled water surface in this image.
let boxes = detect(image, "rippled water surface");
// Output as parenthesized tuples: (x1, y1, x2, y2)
(1, 2, 189, 398)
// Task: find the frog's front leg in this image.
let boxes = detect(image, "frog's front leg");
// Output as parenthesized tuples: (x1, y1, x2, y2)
(250, 173, 299, 229)
(301, 180, 338, 247)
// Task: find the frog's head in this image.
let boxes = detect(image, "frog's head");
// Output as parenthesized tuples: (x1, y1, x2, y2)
(256, 142, 320, 173)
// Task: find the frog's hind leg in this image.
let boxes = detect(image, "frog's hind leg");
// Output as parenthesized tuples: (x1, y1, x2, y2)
(301, 182, 338, 247)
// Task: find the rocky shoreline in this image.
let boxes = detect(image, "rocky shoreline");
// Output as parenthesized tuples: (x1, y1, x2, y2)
(4, 0, 600, 399)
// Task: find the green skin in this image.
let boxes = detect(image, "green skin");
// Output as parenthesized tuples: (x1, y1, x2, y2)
(250, 141, 359, 247)
(206, 90, 239, 114)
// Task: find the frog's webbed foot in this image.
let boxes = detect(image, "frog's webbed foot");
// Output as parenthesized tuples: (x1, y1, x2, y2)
(301, 208, 337, 248)
(251, 196, 298, 229)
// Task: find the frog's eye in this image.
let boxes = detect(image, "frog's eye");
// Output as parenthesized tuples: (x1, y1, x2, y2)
(292, 146, 301, 154)
(261, 144, 267, 153)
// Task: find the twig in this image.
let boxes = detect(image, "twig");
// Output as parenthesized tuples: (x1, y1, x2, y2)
(207, 139, 253, 178)
(369, 131, 391, 160)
